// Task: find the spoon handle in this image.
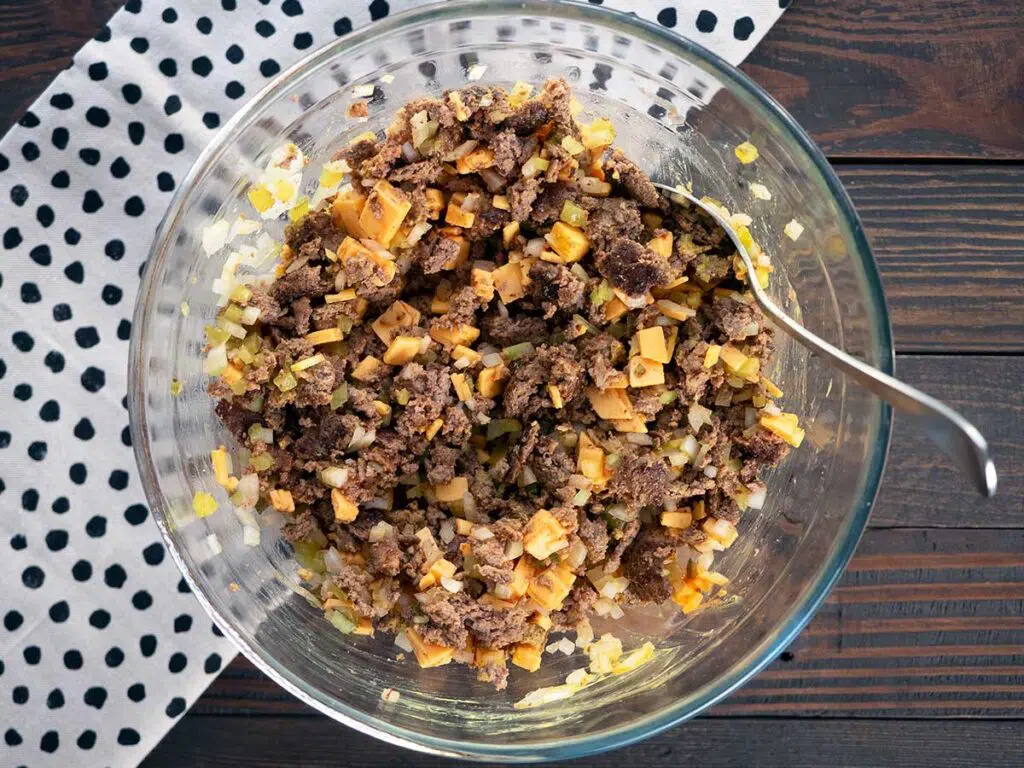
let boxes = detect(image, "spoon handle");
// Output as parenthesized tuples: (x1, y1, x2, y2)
(759, 298, 996, 497)
(654, 183, 997, 497)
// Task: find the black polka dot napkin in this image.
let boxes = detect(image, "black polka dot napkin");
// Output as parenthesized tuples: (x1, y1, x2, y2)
(0, 1, 787, 764)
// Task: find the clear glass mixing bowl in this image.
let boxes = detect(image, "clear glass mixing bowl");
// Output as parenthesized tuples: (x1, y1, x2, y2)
(128, 0, 892, 760)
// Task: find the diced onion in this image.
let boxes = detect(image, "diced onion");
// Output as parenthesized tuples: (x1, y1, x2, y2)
(525, 237, 546, 257)
(439, 520, 455, 544)
(504, 539, 524, 560)
(320, 466, 350, 488)
(479, 168, 505, 192)
(394, 632, 414, 653)
(324, 547, 345, 575)
(205, 533, 222, 556)
(471, 526, 494, 541)
(440, 576, 464, 593)
(203, 344, 229, 375)
(688, 403, 713, 432)
(746, 485, 767, 510)
(233, 473, 260, 508)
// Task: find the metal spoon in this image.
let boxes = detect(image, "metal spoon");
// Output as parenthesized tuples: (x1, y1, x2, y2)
(653, 182, 997, 497)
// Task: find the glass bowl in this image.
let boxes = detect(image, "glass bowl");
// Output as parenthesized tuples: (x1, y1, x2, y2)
(128, 0, 892, 761)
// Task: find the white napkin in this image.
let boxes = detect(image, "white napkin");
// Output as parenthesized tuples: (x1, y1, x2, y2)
(0, 1, 787, 764)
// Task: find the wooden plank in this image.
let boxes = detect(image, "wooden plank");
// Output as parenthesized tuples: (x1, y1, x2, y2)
(743, 0, 1024, 159)
(0, 0, 121, 130)
(193, 527, 1024, 719)
(838, 165, 1024, 353)
(871, 356, 1022, 528)
(142, 716, 1024, 767)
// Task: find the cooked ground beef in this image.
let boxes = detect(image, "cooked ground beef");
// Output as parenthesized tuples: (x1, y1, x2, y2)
(204, 78, 800, 688)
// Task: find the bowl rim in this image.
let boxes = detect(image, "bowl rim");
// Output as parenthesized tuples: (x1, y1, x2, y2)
(129, 0, 893, 760)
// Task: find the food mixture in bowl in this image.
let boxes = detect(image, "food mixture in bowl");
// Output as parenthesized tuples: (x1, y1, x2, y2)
(197, 78, 805, 695)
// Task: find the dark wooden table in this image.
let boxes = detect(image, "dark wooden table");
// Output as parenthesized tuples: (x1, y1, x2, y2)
(4, 1, 1022, 764)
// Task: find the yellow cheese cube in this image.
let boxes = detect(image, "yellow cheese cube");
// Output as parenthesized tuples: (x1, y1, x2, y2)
(269, 489, 295, 514)
(604, 296, 628, 321)
(210, 445, 231, 488)
(523, 509, 569, 560)
(762, 376, 784, 398)
(547, 222, 590, 263)
(577, 432, 607, 483)
(429, 323, 480, 347)
(661, 510, 692, 529)
(371, 300, 421, 345)
(628, 356, 665, 388)
(610, 415, 649, 433)
(423, 188, 445, 220)
(455, 147, 495, 175)
(647, 231, 673, 258)
(471, 268, 495, 303)
(331, 187, 367, 238)
(454, 518, 474, 536)
(502, 221, 520, 248)
(719, 344, 746, 372)
(673, 582, 704, 613)
(492, 195, 510, 211)
(406, 629, 454, 669)
(306, 327, 344, 346)
(451, 373, 472, 402)
(352, 355, 383, 381)
(452, 344, 481, 365)
(359, 180, 412, 245)
(759, 412, 805, 447)
(424, 418, 444, 441)
(434, 476, 468, 503)
(511, 643, 543, 672)
(703, 344, 722, 368)
(331, 489, 359, 522)
(635, 326, 670, 364)
(445, 199, 476, 228)
(527, 563, 576, 611)
(547, 384, 564, 409)
(477, 365, 509, 398)
(586, 387, 633, 420)
(491, 261, 526, 304)
(383, 336, 422, 365)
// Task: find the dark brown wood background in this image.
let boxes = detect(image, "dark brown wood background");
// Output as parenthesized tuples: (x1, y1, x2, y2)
(3, 0, 1021, 765)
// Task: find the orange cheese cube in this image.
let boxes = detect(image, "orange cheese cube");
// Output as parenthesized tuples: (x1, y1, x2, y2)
(331, 187, 367, 238)
(383, 336, 422, 365)
(635, 326, 670, 364)
(492, 262, 527, 304)
(406, 629, 455, 668)
(359, 180, 412, 245)
(523, 509, 569, 560)
(511, 643, 543, 672)
(477, 365, 509, 398)
(628, 356, 665, 388)
(331, 489, 359, 522)
(429, 323, 480, 347)
(434, 476, 468, 503)
(586, 387, 633, 420)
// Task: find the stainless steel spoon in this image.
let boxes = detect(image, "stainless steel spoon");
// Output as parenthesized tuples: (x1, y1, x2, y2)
(653, 182, 997, 497)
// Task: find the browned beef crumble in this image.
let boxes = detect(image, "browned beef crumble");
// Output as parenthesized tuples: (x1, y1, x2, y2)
(205, 78, 800, 686)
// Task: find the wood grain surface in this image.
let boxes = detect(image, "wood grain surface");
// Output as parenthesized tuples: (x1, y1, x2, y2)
(144, 717, 1024, 767)
(743, 0, 1024, 159)
(839, 165, 1024, 353)
(2, 0, 1021, 765)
